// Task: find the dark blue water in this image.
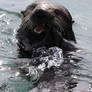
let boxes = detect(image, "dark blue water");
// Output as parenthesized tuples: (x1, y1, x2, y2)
(0, 0, 92, 92)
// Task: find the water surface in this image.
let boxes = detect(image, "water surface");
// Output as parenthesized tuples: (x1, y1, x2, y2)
(0, 0, 92, 92)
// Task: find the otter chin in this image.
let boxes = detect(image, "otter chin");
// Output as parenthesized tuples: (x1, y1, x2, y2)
(17, 0, 77, 58)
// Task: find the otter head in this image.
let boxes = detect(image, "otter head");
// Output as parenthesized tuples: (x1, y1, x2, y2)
(17, 1, 76, 55)
(23, 2, 55, 33)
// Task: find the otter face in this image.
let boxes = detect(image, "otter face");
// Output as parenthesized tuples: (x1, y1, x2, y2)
(21, 2, 58, 35)
(17, 1, 76, 56)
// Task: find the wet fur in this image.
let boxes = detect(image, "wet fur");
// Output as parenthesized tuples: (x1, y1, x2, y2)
(17, 0, 77, 57)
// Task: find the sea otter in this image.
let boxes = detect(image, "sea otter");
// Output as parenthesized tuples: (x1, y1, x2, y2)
(17, 0, 76, 58)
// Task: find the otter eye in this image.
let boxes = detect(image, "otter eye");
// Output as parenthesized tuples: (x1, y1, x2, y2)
(54, 9, 61, 15)
(30, 4, 37, 10)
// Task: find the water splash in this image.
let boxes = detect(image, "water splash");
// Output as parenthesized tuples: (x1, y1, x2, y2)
(17, 47, 64, 84)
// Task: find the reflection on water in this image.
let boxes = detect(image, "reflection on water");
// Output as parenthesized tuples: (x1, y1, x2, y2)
(0, 0, 92, 92)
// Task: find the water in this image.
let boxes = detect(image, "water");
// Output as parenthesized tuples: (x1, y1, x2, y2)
(0, 0, 92, 92)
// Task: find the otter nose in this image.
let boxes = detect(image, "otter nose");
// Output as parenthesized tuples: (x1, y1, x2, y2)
(33, 9, 48, 17)
(31, 9, 54, 24)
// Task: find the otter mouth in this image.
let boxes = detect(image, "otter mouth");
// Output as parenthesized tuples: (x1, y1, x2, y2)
(34, 24, 45, 34)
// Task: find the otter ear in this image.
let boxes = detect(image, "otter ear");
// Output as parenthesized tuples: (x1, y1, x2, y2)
(21, 11, 26, 17)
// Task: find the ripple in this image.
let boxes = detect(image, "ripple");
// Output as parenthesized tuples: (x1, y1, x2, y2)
(0, 13, 5, 18)
(0, 77, 33, 92)
(0, 13, 10, 26)
(0, 60, 3, 65)
(0, 8, 21, 18)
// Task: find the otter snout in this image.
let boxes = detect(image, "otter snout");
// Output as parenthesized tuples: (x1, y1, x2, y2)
(31, 9, 54, 24)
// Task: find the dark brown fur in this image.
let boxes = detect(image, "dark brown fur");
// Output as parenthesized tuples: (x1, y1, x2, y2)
(17, 0, 76, 57)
